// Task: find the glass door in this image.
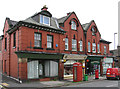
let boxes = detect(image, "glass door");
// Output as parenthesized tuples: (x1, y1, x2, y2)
(39, 63, 43, 77)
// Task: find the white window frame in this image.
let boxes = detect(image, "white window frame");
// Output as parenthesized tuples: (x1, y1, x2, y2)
(47, 35, 53, 48)
(72, 39, 77, 51)
(92, 43, 96, 53)
(71, 21, 76, 30)
(79, 40, 83, 51)
(88, 42, 90, 52)
(34, 33, 41, 47)
(65, 38, 68, 50)
(97, 44, 100, 53)
(40, 15, 50, 26)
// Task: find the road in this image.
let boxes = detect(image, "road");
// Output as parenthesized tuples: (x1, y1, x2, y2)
(65, 79, 119, 87)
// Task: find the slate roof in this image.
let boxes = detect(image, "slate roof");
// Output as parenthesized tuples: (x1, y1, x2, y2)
(57, 12, 73, 24)
(6, 10, 65, 34)
(100, 38, 111, 44)
(22, 16, 61, 31)
(82, 20, 93, 31)
(6, 17, 17, 28)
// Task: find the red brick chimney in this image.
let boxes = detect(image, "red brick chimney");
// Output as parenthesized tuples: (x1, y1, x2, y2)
(41, 5, 48, 11)
(67, 12, 71, 16)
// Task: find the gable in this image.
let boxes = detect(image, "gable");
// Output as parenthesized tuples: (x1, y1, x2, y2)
(3, 18, 10, 34)
(83, 20, 101, 37)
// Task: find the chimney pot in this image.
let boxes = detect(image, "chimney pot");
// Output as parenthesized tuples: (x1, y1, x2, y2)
(41, 5, 48, 11)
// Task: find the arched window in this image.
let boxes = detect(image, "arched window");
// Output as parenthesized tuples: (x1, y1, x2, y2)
(71, 21, 76, 30)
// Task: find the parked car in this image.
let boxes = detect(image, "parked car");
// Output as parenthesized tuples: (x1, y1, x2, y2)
(106, 68, 120, 80)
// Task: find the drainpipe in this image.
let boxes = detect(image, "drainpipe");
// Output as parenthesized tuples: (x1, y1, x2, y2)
(8, 34, 11, 76)
(17, 27, 22, 83)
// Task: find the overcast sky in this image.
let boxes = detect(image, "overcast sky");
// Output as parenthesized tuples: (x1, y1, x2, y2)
(0, 0, 119, 50)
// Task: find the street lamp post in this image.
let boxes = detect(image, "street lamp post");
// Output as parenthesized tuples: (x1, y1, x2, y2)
(114, 33, 117, 49)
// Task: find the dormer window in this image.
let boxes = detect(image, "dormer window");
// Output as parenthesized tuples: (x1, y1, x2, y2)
(40, 15, 50, 25)
(71, 21, 76, 30)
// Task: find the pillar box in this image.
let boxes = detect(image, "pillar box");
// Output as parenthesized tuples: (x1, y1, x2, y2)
(73, 62, 82, 82)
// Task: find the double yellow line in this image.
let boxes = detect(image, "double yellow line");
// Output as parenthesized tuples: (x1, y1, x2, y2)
(0, 83, 9, 89)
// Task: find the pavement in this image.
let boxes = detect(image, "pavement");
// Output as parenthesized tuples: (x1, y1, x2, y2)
(0, 74, 107, 88)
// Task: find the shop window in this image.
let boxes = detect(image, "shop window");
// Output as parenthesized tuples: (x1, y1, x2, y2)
(65, 38, 68, 50)
(40, 15, 50, 25)
(34, 33, 42, 47)
(72, 39, 77, 51)
(71, 21, 76, 30)
(88, 42, 90, 52)
(79, 40, 83, 51)
(92, 43, 96, 53)
(47, 35, 53, 48)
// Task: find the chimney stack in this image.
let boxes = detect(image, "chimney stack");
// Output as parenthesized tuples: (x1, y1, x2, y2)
(67, 12, 71, 16)
(41, 5, 48, 11)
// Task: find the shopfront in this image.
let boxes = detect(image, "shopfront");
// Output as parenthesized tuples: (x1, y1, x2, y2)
(63, 54, 87, 79)
(102, 57, 113, 74)
(86, 56, 103, 75)
(27, 59, 59, 79)
(15, 51, 63, 80)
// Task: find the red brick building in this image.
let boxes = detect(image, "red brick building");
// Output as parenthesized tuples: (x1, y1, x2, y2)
(82, 20, 113, 75)
(1, 6, 112, 81)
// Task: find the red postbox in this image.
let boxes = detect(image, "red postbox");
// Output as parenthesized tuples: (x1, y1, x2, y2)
(73, 62, 82, 82)
(95, 69, 99, 79)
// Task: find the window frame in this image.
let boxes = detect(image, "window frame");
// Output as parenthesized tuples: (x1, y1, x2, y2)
(34, 33, 42, 48)
(40, 15, 50, 26)
(79, 40, 83, 51)
(13, 32, 16, 47)
(71, 21, 76, 30)
(72, 39, 77, 51)
(97, 44, 100, 53)
(92, 43, 96, 53)
(104, 46, 107, 54)
(88, 42, 90, 52)
(5, 38, 7, 50)
(65, 38, 68, 50)
(47, 35, 53, 48)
